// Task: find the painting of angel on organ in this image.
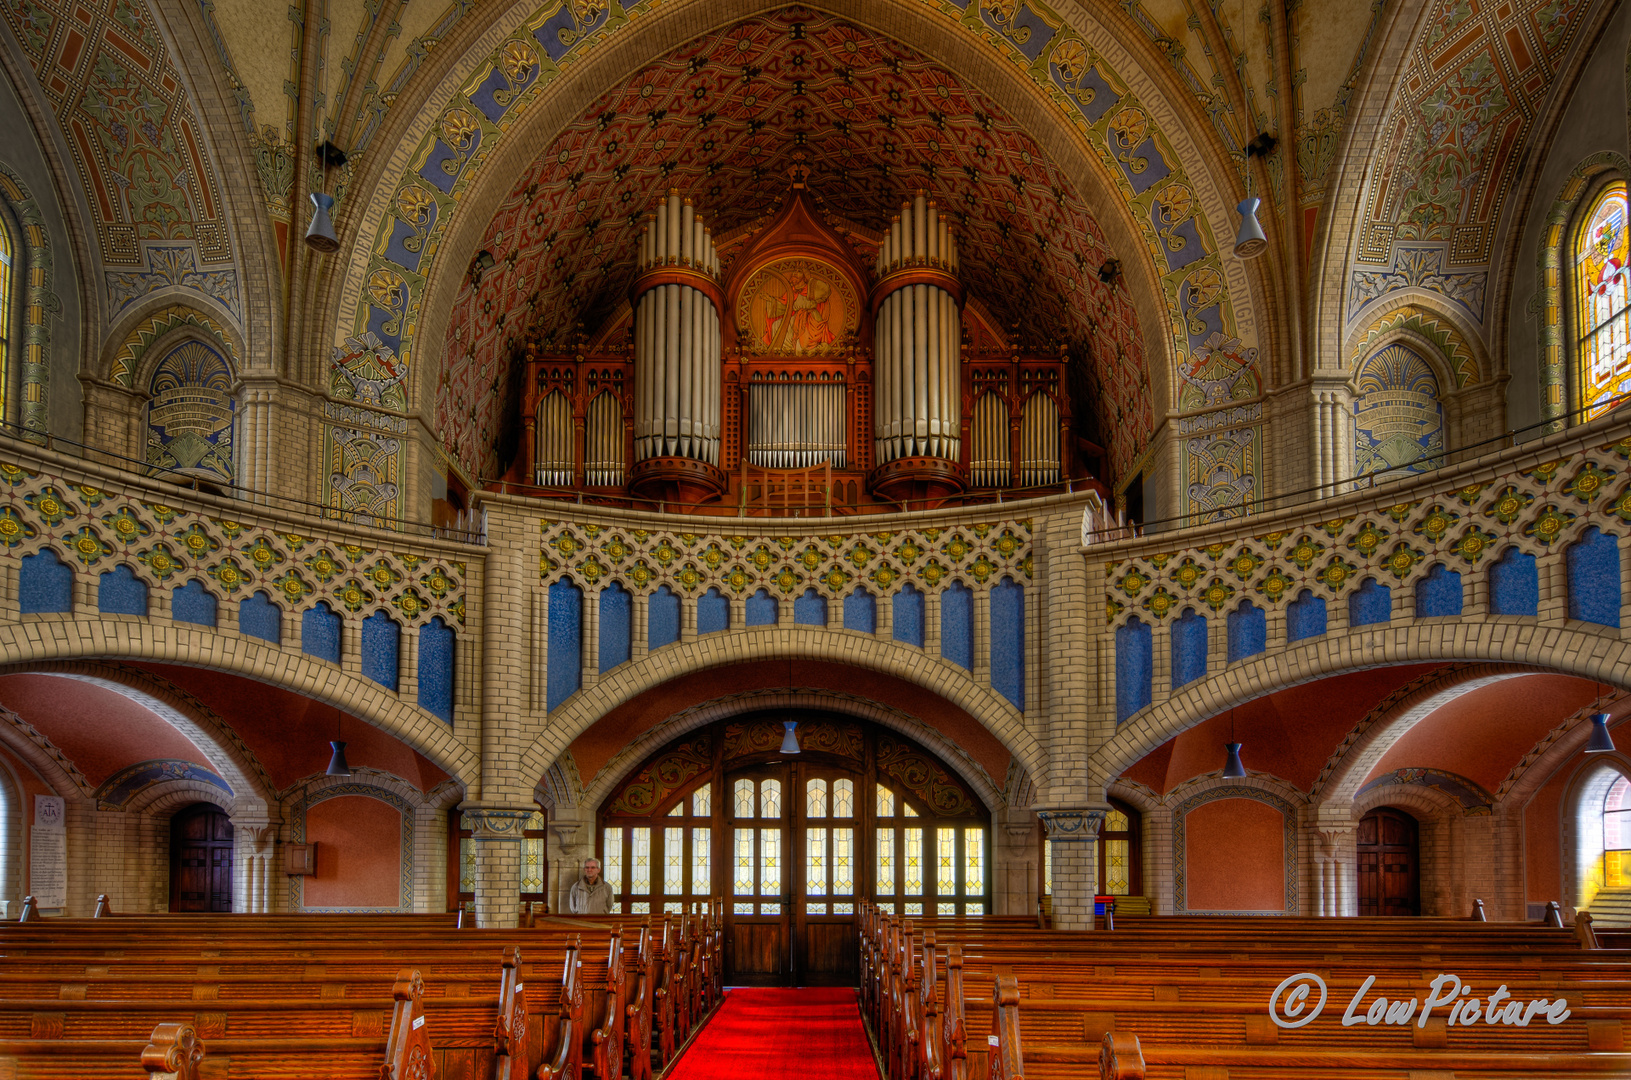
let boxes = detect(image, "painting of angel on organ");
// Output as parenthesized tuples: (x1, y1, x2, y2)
(761, 269, 837, 352)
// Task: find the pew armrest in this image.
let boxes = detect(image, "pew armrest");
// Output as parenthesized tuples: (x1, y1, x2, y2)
(141, 1022, 204, 1080)
(1099, 1031, 1144, 1080)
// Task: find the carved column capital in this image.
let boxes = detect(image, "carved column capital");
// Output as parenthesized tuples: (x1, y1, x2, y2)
(460, 805, 535, 841)
(1036, 807, 1108, 842)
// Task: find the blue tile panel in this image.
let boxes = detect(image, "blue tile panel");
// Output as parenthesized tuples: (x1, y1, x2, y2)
(1170, 608, 1207, 689)
(171, 579, 217, 627)
(18, 549, 71, 613)
(990, 577, 1024, 710)
(1116, 617, 1152, 722)
(362, 610, 401, 691)
(303, 602, 342, 662)
(941, 581, 973, 671)
(1489, 547, 1539, 617)
(417, 616, 455, 722)
(546, 580, 582, 711)
(599, 583, 632, 671)
(98, 565, 148, 616)
(649, 585, 680, 649)
(1567, 526, 1621, 627)
(843, 589, 876, 634)
(892, 584, 924, 646)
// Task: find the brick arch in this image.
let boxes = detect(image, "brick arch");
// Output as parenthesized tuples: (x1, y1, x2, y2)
(518, 627, 1044, 807)
(0, 619, 477, 788)
(571, 687, 1009, 817)
(0, 659, 277, 812)
(1310, 662, 1548, 807)
(1089, 620, 1631, 795)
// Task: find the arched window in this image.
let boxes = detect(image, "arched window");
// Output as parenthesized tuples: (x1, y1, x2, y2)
(1603, 774, 1629, 896)
(0, 206, 13, 425)
(1572, 181, 1631, 421)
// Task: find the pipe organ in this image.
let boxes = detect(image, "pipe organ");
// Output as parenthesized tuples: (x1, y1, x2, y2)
(747, 375, 847, 469)
(632, 192, 723, 471)
(513, 185, 1088, 511)
(872, 195, 962, 469)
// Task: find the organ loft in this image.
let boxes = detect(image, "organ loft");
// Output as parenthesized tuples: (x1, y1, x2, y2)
(511, 177, 1088, 511)
(0, 0, 1626, 1077)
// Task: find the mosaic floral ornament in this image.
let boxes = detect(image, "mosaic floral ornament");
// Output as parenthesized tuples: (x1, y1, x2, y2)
(603, 536, 631, 563)
(970, 555, 997, 585)
(702, 543, 727, 570)
(895, 539, 924, 564)
(1170, 556, 1203, 590)
(1255, 531, 1289, 550)
(101, 507, 151, 545)
(138, 543, 182, 581)
(305, 548, 343, 583)
(0, 462, 38, 486)
(577, 556, 608, 584)
(1486, 485, 1535, 525)
(1226, 549, 1263, 581)
(653, 539, 679, 566)
(1452, 525, 1498, 564)
(1141, 586, 1178, 618)
(0, 505, 38, 549)
(676, 564, 705, 592)
(1383, 542, 1425, 580)
(1454, 482, 1486, 505)
(271, 568, 315, 604)
(629, 560, 655, 589)
(176, 523, 220, 560)
(823, 566, 851, 592)
(392, 587, 429, 619)
(1523, 504, 1577, 546)
(726, 566, 754, 593)
(1106, 596, 1125, 623)
(1523, 459, 1565, 485)
(870, 564, 899, 590)
(749, 544, 775, 571)
(206, 556, 249, 594)
(1200, 577, 1235, 612)
(1609, 484, 1631, 524)
(1563, 462, 1616, 503)
(1385, 502, 1421, 523)
(1114, 567, 1150, 597)
(1147, 553, 1173, 570)
(244, 536, 284, 573)
(1317, 556, 1358, 593)
(993, 529, 1023, 559)
(1412, 505, 1459, 543)
(918, 560, 948, 588)
(1318, 516, 1355, 538)
(421, 566, 454, 600)
(549, 531, 582, 559)
(215, 520, 245, 541)
(797, 544, 823, 571)
(1346, 521, 1389, 557)
(1256, 567, 1295, 603)
(942, 534, 972, 562)
(774, 568, 802, 594)
(337, 578, 376, 613)
(65, 525, 113, 566)
(25, 486, 75, 528)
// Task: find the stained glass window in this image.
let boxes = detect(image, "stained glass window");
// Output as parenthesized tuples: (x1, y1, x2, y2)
(964, 826, 984, 895)
(459, 836, 475, 894)
(877, 785, 894, 817)
(904, 828, 923, 896)
(1575, 181, 1631, 420)
(937, 828, 956, 895)
(807, 827, 827, 896)
(1607, 775, 1630, 890)
(603, 828, 623, 913)
(1107, 809, 1128, 832)
(807, 778, 828, 818)
(630, 827, 651, 894)
(521, 836, 546, 894)
(733, 828, 754, 896)
(668, 803, 685, 817)
(664, 827, 684, 894)
(876, 828, 895, 893)
(1104, 839, 1130, 894)
(833, 779, 854, 817)
(760, 828, 781, 894)
(834, 828, 854, 895)
(761, 779, 782, 818)
(904, 803, 918, 817)
(0, 215, 11, 420)
(692, 827, 710, 895)
(693, 783, 711, 817)
(734, 779, 755, 818)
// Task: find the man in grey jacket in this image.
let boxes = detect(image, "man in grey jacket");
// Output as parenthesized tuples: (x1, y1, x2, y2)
(568, 857, 615, 914)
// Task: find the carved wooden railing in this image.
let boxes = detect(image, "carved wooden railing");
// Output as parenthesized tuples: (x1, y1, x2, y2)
(383, 968, 435, 1080)
(988, 974, 1023, 1080)
(537, 936, 584, 1080)
(492, 946, 529, 1080)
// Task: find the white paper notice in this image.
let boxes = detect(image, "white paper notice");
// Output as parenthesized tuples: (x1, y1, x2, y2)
(31, 795, 66, 908)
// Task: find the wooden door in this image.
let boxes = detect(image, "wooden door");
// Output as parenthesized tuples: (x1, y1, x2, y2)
(794, 767, 860, 986)
(1356, 807, 1419, 916)
(170, 804, 233, 912)
(724, 765, 791, 985)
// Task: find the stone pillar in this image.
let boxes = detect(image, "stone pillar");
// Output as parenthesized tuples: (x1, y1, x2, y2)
(231, 820, 279, 913)
(994, 806, 1039, 917)
(464, 807, 531, 928)
(1038, 808, 1106, 931)
(551, 817, 588, 914)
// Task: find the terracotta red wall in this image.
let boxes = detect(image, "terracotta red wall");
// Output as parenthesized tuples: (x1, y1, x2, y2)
(303, 796, 403, 909)
(1525, 761, 1583, 908)
(1186, 798, 1285, 911)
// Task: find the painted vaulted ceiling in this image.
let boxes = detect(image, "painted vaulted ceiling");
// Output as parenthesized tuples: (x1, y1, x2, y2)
(437, 8, 1148, 481)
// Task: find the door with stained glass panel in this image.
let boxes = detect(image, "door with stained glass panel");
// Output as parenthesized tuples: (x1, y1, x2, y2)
(796, 769, 861, 985)
(725, 766, 790, 985)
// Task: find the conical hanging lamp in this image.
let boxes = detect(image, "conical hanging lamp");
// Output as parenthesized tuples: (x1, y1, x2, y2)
(1222, 707, 1247, 778)
(780, 720, 801, 755)
(326, 714, 352, 777)
(1585, 713, 1617, 754)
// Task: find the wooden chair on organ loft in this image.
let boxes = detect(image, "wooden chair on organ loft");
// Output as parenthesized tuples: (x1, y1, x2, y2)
(739, 460, 832, 517)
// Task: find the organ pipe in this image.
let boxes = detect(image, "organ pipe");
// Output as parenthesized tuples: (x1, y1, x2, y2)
(970, 392, 1007, 488)
(746, 378, 848, 468)
(535, 391, 572, 486)
(1020, 391, 1061, 487)
(872, 197, 962, 466)
(633, 191, 722, 466)
(585, 392, 624, 487)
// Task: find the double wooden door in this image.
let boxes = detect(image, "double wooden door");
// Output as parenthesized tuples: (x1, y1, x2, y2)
(170, 803, 234, 912)
(724, 761, 859, 986)
(1356, 807, 1419, 916)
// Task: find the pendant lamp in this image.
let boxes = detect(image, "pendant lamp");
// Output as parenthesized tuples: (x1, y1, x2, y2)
(304, 141, 347, 253)
(780, 720, 801, 755)
(1233, 133, 1276, 260)
(1585, 713, 1617, 754)
(326, 714, 352, 777)
(1222, 707, 1247, 778)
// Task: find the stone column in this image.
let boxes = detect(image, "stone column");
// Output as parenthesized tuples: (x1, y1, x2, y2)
(464, 807, 531, 929)
(993, 806, 1038, 916)
(551, 817, 588, 914)
(232, 820, 279, 913)
(1038, 808, 1106, 930)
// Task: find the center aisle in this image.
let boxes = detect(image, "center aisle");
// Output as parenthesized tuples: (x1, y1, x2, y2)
(664, 987, 880, 1080)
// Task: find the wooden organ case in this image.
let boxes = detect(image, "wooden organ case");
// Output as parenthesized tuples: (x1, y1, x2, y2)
(515, 185, 1091, 513)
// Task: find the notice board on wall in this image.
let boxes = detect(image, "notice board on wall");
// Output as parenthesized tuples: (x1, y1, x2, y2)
(30, 795, 65, 909)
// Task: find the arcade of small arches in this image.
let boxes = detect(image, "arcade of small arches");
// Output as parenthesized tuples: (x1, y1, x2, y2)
(0, 0, 1627, 976)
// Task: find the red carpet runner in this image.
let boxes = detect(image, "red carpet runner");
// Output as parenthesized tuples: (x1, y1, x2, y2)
(664, 987, 880, 1080)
